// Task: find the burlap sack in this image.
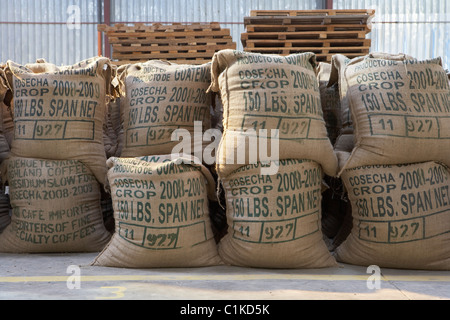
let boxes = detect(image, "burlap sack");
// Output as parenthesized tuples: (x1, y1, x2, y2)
(0, 77, 14, 148)
(0, 187, 10, 233)
(0, 64, 13, 147)
(329, 54, 353, 135)
(218, 159, 337, 268)
(0, 68, 11, 161)
(109, 98, 123, 156)
(329, 53, 416, 136)
(211, 92, 224, 132)
(91, 155, 223, 268)
(210, 50, 338, 178)
(336, 161, 450, 270)
(334, 134, 354, 153)
(24, 59, 58, 73)
(104, 65, 121, 158)
(337, 53, 450, 173)
(334, 133, 355, 171)
(104, 99, 118, 158)
(317, 62, 342, 145)
(116, 60, 212, 158)
(0, 157, 111, 253)
(4, 57, 113, 185)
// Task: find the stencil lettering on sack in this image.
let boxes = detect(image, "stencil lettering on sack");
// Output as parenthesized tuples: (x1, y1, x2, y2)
(125, 65, 210, 149)
(350, 61, 450, 141)
(13, 77, 101, 141)
(112, 160, 209, 250)
(8, 159, 99, 245)
(238, 65, 327, 143)
(345, 163, 450, 244)
(227, 160, 322, 244)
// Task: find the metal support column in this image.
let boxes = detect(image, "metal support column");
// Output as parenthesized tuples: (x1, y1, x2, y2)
(104, 0, 112, 59)
(326, 0, 334, 9)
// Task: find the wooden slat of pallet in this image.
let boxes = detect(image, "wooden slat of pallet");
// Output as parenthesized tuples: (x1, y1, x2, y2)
(108, 36, 234, 46)
(109, 37, 236, 46)
(241, 30, 368, 43)
(98, 22, 222, 33)
(112, 43, 235, 54)
(244, 47, 370, 55)
(243, 46, 371, 55)
(104, 29, 233, 39)
(245, 23, 371, 33)
(244, 14, 373, 27)
(243, 38, 371, 48)
(249, 9, 375, 17)
(112, 30, 222, 37)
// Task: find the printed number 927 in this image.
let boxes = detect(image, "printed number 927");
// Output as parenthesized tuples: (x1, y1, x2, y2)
(146, 232, 178, 248)
(35, 123, 63, 137)
(263, 222, 294, 242)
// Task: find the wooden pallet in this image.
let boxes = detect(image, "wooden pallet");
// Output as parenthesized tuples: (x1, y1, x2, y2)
(242, 9, 374, 62)
(99, 22, 236, 65)
(249, 9, 375, 17)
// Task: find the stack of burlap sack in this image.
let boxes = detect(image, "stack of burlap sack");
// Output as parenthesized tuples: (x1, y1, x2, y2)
(91, 60, 224, 268)
(0, 58, 114, 253)
(207, 50, 340, 268)
(327, 53, 450, 270)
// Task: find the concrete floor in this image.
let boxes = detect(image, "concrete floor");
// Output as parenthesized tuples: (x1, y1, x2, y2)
(0, 252, 449, 301)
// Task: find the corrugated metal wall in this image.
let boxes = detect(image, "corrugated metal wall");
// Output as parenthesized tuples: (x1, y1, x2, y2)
(0, 0, 448, 69)
(334, 0, 450, 70)
(0, 0, 100, 66)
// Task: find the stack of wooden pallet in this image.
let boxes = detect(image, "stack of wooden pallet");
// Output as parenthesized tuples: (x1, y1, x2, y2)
(242, 9, 375, 62)
(98, 22, 236, 65)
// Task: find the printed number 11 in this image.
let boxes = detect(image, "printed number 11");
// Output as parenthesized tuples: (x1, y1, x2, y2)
(379, 119, 393, 130)
(239, 225, 249, 237)
(17, 124, 26, 136)
(130, 132, 138, 143)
